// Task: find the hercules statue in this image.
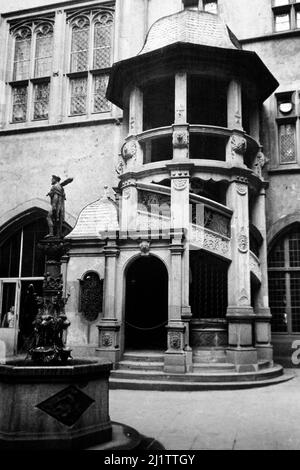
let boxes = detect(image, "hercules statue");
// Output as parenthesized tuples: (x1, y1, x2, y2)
(46, 175, 73, 238)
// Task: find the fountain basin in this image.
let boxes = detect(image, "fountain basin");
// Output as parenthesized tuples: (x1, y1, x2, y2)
(0, 358, 114, 450)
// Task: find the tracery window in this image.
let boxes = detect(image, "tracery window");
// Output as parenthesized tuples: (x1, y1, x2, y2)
(10, 21, 54, 123)
(68, 9, 114, 116)
(268, 227, 300, 333)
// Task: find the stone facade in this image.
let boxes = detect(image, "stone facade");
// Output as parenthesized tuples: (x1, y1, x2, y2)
(0, 0, 299, 369)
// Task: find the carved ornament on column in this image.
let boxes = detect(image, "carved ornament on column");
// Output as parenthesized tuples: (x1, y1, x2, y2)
(122, 179, 136, 190)
(239, 289, 249, 305)
(121, 141, 137, 162)
(231, 135, 247, 156)
(235, 177, 248, 196)
(253, 149, 268, 178)
(238, 228, 248, 253)
(115, 159, 124, 175)
(171, 170, 190, 191)
(169, 332, 182, 350)
(176, 105, 185, 121)
(139, 240, 150, 256)
(102, 333, 113, 348)
(123, 188, 131, 200)
(172, 130, 189, 149)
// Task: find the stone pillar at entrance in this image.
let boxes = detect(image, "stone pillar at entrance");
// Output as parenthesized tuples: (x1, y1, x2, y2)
(96, 239, 120, 364)
(252, 186, 273, 363)
(164, 233, 186, 373)
(226, 178, 258, 371)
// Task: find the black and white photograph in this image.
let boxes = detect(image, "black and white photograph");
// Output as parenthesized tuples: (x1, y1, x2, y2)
(0, 0, 299, 454)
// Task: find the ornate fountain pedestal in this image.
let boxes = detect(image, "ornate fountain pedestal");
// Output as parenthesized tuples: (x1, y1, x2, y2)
(0, 232, 141, 449)
(0, 358, 141, 450)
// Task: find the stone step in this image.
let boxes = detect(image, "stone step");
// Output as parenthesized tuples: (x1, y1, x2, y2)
(117, 360, 164, 371)
(192, 362, 236, 372)
(109, 369, 294, 392)
(111, 364, 285, 384)
(122, 352, 164, 363)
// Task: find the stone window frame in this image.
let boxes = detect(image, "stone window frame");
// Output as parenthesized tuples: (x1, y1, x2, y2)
(1, 1, 116, 131)
(272, 0, 300, 33)
(8, 18, 54, 124)
(182, 0, 218, 14)
(268, 225, 300, 334)
(65, 6, 115, 119)
(275, 91, 300, 168)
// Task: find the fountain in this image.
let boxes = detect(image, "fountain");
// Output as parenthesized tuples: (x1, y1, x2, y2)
(0, 176, 141, 450)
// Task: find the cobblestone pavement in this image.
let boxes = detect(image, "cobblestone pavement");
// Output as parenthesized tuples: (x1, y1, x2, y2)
(109, 369, 300, 450)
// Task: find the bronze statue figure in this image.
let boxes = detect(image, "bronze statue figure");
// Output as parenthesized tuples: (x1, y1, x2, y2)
(46, 175, 73, 238)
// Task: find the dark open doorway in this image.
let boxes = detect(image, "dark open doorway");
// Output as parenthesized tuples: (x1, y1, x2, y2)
(125, 256, 168, 350)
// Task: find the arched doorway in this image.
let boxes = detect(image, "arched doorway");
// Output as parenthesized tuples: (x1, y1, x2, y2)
(125, 256, 168, 351)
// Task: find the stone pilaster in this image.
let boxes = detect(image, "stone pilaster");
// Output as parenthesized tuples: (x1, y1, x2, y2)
(49, 10, 65, 124)
(227, 79, 243, 130)
(96, 240, 120, 364)
(252, 187, 273, 363)
(124, 86, 143, 168)
(226, 178, 257, 371)
(226, 79, 247, 167)
(164, 235, 186, 373)
(173, 72, 189, 161)
(120, 179, 138, 233)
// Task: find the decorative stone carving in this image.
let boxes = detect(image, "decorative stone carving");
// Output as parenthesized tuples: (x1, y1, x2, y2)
(80, 272, 103, 322)
(36, 385, 94, 427)
(253, 150, 268, 178)
(172, 130, 189, 148)
(122, 179, 136, 189)
(169, 332, 181, 350)
(171, 170, 189, 179)
(204, 209, 230, 238)
(140, 241, 150, 256)
(203, 230, 230, 256)
(239, 289, 249, 305)
(115, 159, 124, 175)
(43, 273, 63, 292)
(238, 228, 248, 253)
(121, 141, 137, 161)
(123, 188, 131, 200)
(176, 105, 185, 121)
(231, 135, 247, 156)
(173, 179, 188, 191)
(102, 333, 113, 348)
(190, 225, 230, 258)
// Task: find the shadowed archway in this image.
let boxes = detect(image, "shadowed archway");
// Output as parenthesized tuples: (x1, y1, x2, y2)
(125, 256, 168, 351)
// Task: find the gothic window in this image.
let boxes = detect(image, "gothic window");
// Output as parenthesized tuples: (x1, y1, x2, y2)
(79, 272, 103, 322)
(68, 10, 114, 116)
(268, 227, 300, 333)
(10, 20, 53, 123)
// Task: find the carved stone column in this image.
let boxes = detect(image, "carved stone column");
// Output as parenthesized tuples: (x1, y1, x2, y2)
(164, 234, 186, 373)
(226, 79, 247, 167)
(173, 72, 189, 161)
(127, 86, 143, 167)
(252, 186, 273, 363)
(120, 179, 138, 233)
(96, 240, 120, 364)
(226, 178, 258, 371)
